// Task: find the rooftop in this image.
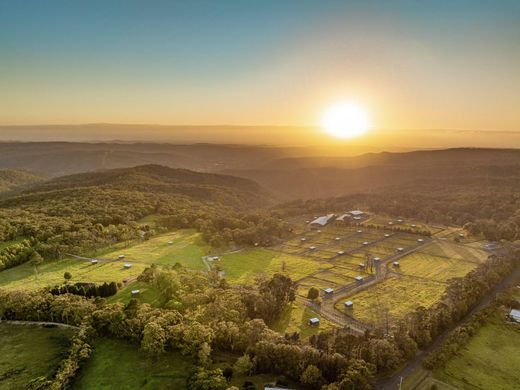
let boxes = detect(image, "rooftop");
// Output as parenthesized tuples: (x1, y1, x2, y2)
(310, 214, 335, 226)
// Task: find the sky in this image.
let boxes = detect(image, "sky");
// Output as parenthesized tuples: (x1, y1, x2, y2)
(1, 0, 519, 133)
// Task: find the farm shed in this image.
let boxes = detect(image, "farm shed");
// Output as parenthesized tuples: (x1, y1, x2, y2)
(131, 290, 140, 295)
(337, 250, 345, 255)
(344, 301, 353, 308)
(393, 261, 400, 267)
(324, 288, 334, 295)
(310, 214, 335, 227)
(90, 259, 98, 264)
(509, 309, 520, 323)
(124, 263, 132, 269)
(335, 214, 351, 222)
(118, 254, 125, 259)
(349, 210, 365, 217)
(309, 317, 320, 326)
(355, 276, 364, 282)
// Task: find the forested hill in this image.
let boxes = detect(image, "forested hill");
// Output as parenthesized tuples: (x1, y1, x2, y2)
(0, 165, 284, 258)
(0, 169, 44, 193)
(6, 164, 271, 209)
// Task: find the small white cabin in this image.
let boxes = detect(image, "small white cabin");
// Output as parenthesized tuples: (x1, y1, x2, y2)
(309, 317, 320, 326)
(355, 276, 364, 282)
(344, 301, 353, 308)
(123, 263, 132, 269)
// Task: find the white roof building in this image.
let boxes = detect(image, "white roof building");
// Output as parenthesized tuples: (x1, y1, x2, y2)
(355, 276, 364, 282)
(310, 214, 335, 226)
(124, 263, 132, 268)
(509, 309, 520, 323)
(336, 214, 351, 222)
(337, 250, 345, 255)
(309, 317, 320, 325)
(324, 288, 334, 294)
(344, 301, 353, 307)
(349, 210, 365, 216)
(131, 290, 140, 295)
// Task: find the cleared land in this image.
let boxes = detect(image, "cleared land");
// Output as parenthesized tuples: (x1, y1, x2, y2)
(0, 238, 24, 251)
(421, 241, 489, 264)
(434, 316, 520, 390)
(272, 301, 335, 338)
(335, 275, 444, 325)
(0, 323, 75, 389)
(104, 230, 208, 270)
(219, 248, 331, 284)
(0, 230, 207, 291)
(73, 338, 193, 389)
(395, 251, 477, 283)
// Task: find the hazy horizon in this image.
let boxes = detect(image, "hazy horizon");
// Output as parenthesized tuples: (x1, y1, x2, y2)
(2, 0, 520, 135)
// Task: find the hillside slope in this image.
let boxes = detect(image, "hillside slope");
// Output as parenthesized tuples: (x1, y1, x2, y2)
(0, 169, 44, 193)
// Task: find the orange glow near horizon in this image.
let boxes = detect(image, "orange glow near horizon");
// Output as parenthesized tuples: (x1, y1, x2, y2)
(320, 102, 371, 138)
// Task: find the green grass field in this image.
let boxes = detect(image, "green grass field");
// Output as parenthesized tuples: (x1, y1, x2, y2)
(102, 230, 208, 270)
(0, 238, 24, 251)
(219, 248, 331, 284)
(0, 230, 207, 292)
(421, 241, 489, 263)
(0, 258, 148, 291)
(335, 275, 444, 325)
(271, 301, 336, 338)
(107, 280, 162, 306)
(0, 323, 75, 389)
(435, 316, 520, 390)
(396, 252, 477, 282)
(73, 338, 193, 389)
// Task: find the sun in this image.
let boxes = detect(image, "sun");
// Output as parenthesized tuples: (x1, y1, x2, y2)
(320, 101, 371, 138)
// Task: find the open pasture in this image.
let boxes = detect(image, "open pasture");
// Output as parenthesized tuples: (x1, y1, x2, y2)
(362, 215, 444, 235)
(101, 229, 208, 270)
(0, 238, 24, 251)
(335, 275, 445, 325)
(434, 315, 520, 390)
(0, 323, 75, 389)
(272, 302, 336, 338)
(0, 229, 209, 292)
(219, 248, 331, 284)
(0, 258, 147, 291)
(395, 251, 477, 282)
(420, 240, 489, 264)
(74, 338, 193, 390)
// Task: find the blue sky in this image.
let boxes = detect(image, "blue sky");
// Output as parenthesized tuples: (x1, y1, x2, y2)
(1, 0, 519, 129)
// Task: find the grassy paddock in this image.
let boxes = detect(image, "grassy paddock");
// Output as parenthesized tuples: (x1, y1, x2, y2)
(0, 258, 147, 291)
(0, 230, 207, 291)
(435, 316, 520, 390)
(219, 248, 331, 284)
(0, 323, 75, 389)
(0, 238, 24, 251)
(73, 338, 193, 390)
(271, 301, 336, 338)
(396, 252, 477, 282)
(420, 241, 489, 263)
(335, 275, 444, 325)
